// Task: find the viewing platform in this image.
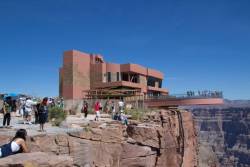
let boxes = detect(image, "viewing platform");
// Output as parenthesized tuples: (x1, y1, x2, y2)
(145, 91, 224, 107)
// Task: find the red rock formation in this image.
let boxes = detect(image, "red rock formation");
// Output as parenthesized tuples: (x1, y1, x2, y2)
(0, 109, 198, 167)
(0, 152, 73, 167)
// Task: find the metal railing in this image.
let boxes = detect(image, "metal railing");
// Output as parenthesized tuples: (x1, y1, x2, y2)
(145, 91, 223, 100)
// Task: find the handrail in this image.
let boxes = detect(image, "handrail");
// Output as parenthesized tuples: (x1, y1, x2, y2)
(145, 91, 223, 100)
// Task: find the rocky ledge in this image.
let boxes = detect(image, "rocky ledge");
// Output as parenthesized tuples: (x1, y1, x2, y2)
(0, 109, 198, 167)
(0, 152, 73, 167)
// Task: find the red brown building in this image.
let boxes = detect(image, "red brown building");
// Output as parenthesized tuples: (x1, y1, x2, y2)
(59, 50, 223, 107)
(59, 50, 168, 100)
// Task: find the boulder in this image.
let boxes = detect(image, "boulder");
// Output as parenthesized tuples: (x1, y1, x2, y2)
(121, 143, 157, 159)
(126, 124, 160, 148)
(0, 152, 73, 167)
(69, 124, 125, 143)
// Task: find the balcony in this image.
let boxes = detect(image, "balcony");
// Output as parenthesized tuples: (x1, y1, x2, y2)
(145, 91, 224, 107)
(147, 86, 168, 94)
(93, 81, 144, 89)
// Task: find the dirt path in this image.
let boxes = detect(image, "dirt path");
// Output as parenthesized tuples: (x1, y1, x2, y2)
(0, 113, 112, 137)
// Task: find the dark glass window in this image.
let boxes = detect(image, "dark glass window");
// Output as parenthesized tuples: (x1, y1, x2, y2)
(117, 72, 120, 81)
(147, 76, 155, 87)
(107, 72, 111, 82)
(147, 76, 162, 88)
(121, 73, 129, 81)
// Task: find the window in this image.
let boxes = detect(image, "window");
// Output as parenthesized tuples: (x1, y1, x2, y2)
(107, 72, 111, 82)
(147, 76, 162, 88)
(121, 73, 129, 81)
(116, 72, 120, 81)
(147, 76, 155, 87)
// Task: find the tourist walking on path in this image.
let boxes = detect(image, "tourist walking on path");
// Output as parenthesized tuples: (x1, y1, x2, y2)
(0, 129, 29, 158)
(81, 101, 88, 118)
(2, 98, 12, 128)
(35, 102, 41, 124)
(94, 101, 101, 121)
(24, 98, 37, 125)
(111, 101, 116, 119)
(18, 98, 26, 117)
(38, 97, 49, 132)
(118, 99, 125, 114)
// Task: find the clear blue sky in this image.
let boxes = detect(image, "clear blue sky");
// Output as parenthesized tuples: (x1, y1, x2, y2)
(0, 0, 249, 99)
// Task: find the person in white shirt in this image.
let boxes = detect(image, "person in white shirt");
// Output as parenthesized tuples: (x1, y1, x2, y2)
(0, 129, 29, 158)
(24, 98, 37, 125)
(111, 101, 116, 119)
(118, 99, 125, 113)
(17, 98, 25, 117)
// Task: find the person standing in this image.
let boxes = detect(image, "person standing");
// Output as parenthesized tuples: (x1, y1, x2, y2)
(111, 101, 116, 119)
(24, 98, 37, 125)
(18, 98, 25, 117)
(35, 102, 41, 124)
(60, 97, 64, 109)
(12, 100, 17, 117)
(51, 99, 56, 108)
(38, 97, 49, 132)
(15, 99, 21, 117)
(2, 98, 12, 128)
(82, 101, 88, 118)
(94, 101, 100, 121)
(118, 99, 125, 113)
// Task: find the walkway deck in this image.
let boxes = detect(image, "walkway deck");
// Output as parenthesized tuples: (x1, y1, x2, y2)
(145, 97, 223, 107)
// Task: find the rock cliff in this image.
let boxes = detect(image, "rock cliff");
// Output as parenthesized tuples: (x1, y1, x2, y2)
(191, 107, 250, 166)
(0, 109, 198, 167)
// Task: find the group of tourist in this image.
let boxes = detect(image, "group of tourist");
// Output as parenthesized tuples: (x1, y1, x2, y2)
(0, 97, 52, 158)
(1, 96, 54, 132)
(0, 96, 65, 159)
(186, 90, 223, 97)
(0, 98, 130, 159)
(81, 99, 128, 125)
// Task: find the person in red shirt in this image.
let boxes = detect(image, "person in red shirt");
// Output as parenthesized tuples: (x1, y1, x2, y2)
(94, 101, 100, 121)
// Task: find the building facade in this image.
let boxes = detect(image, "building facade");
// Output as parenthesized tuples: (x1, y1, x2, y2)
(59, 50, 168, 100)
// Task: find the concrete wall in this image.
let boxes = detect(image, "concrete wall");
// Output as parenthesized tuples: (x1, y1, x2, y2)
(62, 51, 74, 99)
(61, 50, 91, 100)
(72, 51, 91, 99)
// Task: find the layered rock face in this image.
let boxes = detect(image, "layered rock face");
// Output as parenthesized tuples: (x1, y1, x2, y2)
(192, 107, 250, 167)
(0, 152, 73, 167)
(0, 109, 198, 167)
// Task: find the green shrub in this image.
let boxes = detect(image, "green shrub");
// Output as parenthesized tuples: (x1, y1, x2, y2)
(125, 108, 153, 121)
(49, 106, 67, 126)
